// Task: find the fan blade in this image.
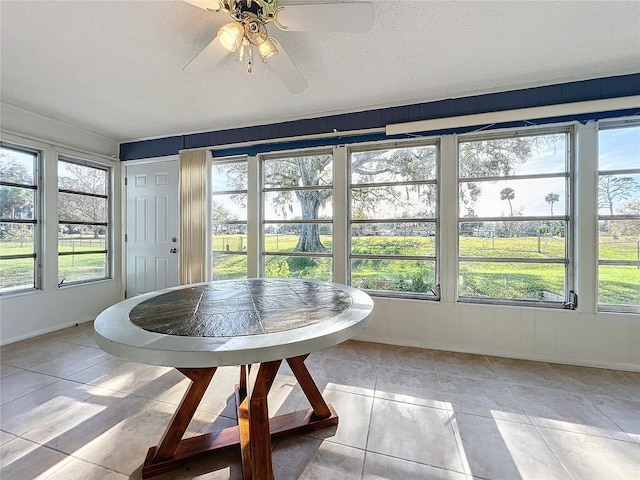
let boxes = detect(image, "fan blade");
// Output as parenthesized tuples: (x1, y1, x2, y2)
(268, 39, 307, 94)
(183, 34, 230, 74)
(183, 0, 219, 11)
(276, 3, 374, 32)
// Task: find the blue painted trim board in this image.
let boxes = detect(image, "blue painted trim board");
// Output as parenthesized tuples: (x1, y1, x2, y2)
(119, 73, 640, 161)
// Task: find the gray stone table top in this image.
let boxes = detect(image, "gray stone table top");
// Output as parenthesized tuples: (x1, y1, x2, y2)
(94, 279, 374, 368)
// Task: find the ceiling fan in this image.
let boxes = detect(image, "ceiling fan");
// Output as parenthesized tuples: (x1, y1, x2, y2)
(183, 0, 375, 94)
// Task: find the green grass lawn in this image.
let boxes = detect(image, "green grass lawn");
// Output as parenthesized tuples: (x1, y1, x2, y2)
(1, 236, 107, 287)
(2, 234, 638, 305)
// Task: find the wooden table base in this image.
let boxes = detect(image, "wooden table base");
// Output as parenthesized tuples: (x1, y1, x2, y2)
(141, 355, 338, 479)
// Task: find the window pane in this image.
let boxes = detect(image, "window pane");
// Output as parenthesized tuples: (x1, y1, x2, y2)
(352, 185, 437, 219)
(598, 265, 640, 306)
(599, 220, 640, 260)
(58, 253, 107, 284)
(264, 191, 332, 221)
(1, 223, 35, 255)
(58, 192, 107, 223)
(598, 124, 640, 310)
(459, 261, 565, 300)
(58, 161, 107, 195)
(212, 253, 247, 280)
(459, 134, 566, 178)
(1, 146, 38, 292)
(460, 221, 566, 259)
(58, 227, 108, 253)
(58, 159, 109, 283)
(0, 147, 35, 185)
(597, 173, 640, 216)
(212, 159, 247, 280)
(0, 186, 35, 220)
(264, 155, 332, 187)
(351, 259, 436, 295)
(212, 232, 247, 252)
(349, 144, 439, 298)
(212, 162, 247, 192)
(599, 125, 640, 171)
(351, 146, 436, 183)
(262, 154, 333, 282)
(213, 193, 247, 222)
(459, 177, 566, 218)
(0, 257, 35, 290)
(264, 255, 332, 281)
(351, 223, 435, 256)
(264, 225, 332, 253)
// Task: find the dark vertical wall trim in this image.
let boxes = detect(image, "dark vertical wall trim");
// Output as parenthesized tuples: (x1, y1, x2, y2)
(119, 74, 640, 161)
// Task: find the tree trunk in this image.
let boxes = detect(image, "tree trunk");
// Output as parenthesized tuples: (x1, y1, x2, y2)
(294, 192, 326, 253)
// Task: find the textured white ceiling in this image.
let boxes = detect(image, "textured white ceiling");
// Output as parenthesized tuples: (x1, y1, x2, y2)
(1, 1, 639, 142)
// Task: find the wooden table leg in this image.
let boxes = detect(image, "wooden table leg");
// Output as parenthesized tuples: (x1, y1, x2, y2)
(241, 360, 281, 480)
(141, 356, 338, 479)
(287, 355, 332, 419)
(142, 367, 216, 477)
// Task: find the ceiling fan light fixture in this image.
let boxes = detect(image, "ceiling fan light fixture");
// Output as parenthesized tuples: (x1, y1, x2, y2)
(258, 37, 278, 62)
(218, 22, 244, 52)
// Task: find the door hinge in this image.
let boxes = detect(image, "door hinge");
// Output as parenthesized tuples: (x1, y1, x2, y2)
(124, 177, 128, 186)
(563, 290, 578, 310)
(124, 234, 127, 242)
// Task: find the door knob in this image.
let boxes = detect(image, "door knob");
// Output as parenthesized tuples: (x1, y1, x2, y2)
(170, 248, 177, 254)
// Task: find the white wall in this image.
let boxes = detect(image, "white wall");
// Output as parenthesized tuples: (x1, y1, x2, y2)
(0, 107, 123, 344)
(1, 102, 118, 158)
(357, 300, 639, 371)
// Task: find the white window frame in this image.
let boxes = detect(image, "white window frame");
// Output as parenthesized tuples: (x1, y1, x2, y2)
(456, 125, 575, 308)
(211, 155, 249, 279)
(347, 140, 440, 299)
(597, 118, 640, 313)
(57, 155, 112, 286)
(0, 142, 42, 293)
(260, 148, 334, 280)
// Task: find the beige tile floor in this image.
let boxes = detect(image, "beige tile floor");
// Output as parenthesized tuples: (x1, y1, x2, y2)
(1, 321, 639, 479)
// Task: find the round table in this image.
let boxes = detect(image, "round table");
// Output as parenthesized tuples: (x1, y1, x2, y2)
(94, 279, 374, 479)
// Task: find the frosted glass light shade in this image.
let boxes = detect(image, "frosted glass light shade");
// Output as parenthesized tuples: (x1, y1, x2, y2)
(258, 37, 278, 63)
(218, 22, 244, 52)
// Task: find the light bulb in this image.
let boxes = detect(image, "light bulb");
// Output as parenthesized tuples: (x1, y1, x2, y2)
(236, 39, 253, 64)
(218, 22, 244, 52)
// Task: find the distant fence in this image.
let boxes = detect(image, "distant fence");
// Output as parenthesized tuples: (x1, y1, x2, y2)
(57, 237, 106, 250)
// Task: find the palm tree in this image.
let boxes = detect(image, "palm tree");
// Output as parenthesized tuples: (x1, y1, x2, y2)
(545, 192, 559, 215)
(500, 187, 515, 216)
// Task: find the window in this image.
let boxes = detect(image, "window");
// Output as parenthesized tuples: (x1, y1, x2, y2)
(598, 122, 640, 311)
(458, 130, 572, 305)
(58, 157, 110, 285)
(0, 144, 40, 292)
(262, 151, 333, 280)
(349, 144, 439, 297)
(212, 158, 248, 279)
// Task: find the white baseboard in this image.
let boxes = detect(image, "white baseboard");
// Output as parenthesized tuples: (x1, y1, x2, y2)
(0, 317, 95, 346)
(354, 333, 640, 373)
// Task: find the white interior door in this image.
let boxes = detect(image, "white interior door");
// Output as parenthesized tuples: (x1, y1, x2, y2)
(125, 160, 179, 297)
